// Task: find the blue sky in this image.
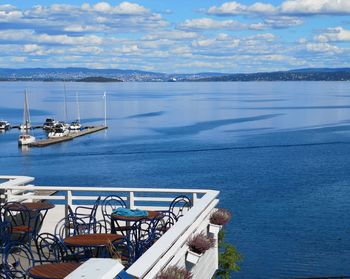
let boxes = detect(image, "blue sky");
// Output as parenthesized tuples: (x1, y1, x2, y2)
(1, 0, 350, 73)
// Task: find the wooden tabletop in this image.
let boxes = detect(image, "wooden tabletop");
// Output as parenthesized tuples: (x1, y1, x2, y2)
(29, 262, 82, 279)
(111, 210, 162, 221)
(64, 233, 124, 247)
(4, 202, 55, 211)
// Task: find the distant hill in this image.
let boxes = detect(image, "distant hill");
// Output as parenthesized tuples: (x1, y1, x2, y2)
(190, 68, 350, 82)
(1, 67, 350, 81)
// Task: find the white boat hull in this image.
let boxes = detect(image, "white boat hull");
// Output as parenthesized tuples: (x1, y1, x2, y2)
(48, 130, 69, 138)
(18, 135, 35, 145)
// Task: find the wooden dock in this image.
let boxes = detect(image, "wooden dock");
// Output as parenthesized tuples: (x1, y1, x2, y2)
(29, 126, 107, 147)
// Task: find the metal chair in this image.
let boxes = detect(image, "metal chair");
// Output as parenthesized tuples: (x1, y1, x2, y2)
(154, 211, 177, 239)
(1, 202, 34, 244)
(105, 236, 135, 267)
(0, 220, 11, 250)
(129, 218, 158, 260)
(1, 241, 35, 279)
(101, 195, 128, 234)
(35, 232, 72, 264)
(169, 195, 192, 221)
(70, 196, 101, 226)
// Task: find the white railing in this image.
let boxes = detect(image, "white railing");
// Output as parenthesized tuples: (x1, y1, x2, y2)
(0, 176, 220, 279)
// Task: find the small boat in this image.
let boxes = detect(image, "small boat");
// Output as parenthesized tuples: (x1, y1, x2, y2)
(69, 120, 81, 131)
(43, 118, 57, 131)
(0, 120, 10, 130)
(48, 123, 69, 138)
(18, 134, 35, 146)
(20, 90, 32, 131)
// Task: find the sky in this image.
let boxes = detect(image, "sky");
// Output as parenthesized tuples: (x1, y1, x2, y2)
(1, 0, 350, 73)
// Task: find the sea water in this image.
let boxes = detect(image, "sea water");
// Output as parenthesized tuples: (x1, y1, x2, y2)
(1, 81, 350, 278)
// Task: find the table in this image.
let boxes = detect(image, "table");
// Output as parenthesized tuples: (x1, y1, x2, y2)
(64, 233, 124, 258)
(64, 233, 124, 248)
(28, 262, 82, 279)
(4, 202, 55, 212)
(110, 210, 162, 235)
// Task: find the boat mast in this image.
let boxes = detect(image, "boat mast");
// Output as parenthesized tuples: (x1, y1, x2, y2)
(23, 90, 30, 130)
(64, 82, 68, 123)
(103, 91, 107, 127)
(76, 91, 80, 123)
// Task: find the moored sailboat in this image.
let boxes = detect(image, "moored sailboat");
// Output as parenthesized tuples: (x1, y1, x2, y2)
(19, 90, 32, 131)
(69, 92, 82, 131)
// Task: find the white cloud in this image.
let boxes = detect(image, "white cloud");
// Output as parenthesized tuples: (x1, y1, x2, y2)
(179, 18, 245, 30)
(0, 29, 103, 45)
(280, 0, 350, 15)
(207, 0, 350, 16)
(306, 42, 342, 53)
(315, 27, 350, 42)
(207, 2, 247, 15)
(23, 44, 42, 53)
(87, 1, 148, 15)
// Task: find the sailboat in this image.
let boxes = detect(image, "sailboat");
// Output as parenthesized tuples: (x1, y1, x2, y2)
(18, 90, 35, 145)
(20, 90, 32, 131)
(69, 92, 82, 131)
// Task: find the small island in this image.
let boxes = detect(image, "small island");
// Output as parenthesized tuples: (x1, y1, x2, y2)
(77, 76, 123, 82)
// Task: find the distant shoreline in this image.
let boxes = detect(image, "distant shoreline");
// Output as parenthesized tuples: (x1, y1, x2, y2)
(1, 67, 350, 82)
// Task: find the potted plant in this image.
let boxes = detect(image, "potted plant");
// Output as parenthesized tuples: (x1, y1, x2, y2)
(186, 232, 215, 264)
(156, 266, 192, 279)
(209, 209, 231, 235)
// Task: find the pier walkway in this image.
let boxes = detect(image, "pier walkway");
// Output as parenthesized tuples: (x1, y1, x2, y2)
(29, 125, 107, 147)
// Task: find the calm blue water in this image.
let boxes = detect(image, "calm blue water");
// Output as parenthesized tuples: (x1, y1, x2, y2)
(1, 81, 350, 278)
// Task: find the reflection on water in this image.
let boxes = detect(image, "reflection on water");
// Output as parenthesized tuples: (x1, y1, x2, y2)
(1, 81, 350, 278)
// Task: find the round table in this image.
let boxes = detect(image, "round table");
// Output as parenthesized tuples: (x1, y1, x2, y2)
(4, 202, 55, 211)
(64, 233, 124, 247)
(111, 210, 161, 222)
(110, 210, 163, 235)
(64, 233, 124, 258)
(28, 262, 81, 279)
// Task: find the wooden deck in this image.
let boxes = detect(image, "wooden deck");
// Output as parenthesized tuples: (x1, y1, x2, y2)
(29, 126, 107, 147)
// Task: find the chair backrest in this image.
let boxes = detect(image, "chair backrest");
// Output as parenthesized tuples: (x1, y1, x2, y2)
(108, 237, 136, 268)
(0, 220, 11, 248)
(91, 196, 101, 219)
(35, 233, 67, 264)
(2, 241, 34, 279)
(101, 195, 127, 220)
(154, 211, 177, 239)
(169, 195, 192, 221)
(101, 195, 127, 232)
(1, 202, 33, 243)
(130, 218, 158, 259)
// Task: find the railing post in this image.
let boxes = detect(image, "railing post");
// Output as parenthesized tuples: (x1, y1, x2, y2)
(129, 191, 135, 209)
(65, 190, 73, 218)
(192, 193, 198, 205)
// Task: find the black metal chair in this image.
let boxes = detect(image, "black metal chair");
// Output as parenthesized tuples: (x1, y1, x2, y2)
(154, 211, 177, 240)
(129, 218, 158, 260)
(1, 202, 34, 244)
(101, 195, 128, 234)
(35, 232, 76, 264)
(169, 195, 192, 221)
(1, 241, 35, 279)
(108, 237, 136, 267)
(70, 196, 101, 226)
(0, 220, 11, 250)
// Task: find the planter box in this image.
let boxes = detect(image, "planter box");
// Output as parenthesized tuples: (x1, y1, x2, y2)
(186, 250, 202, 265)
(208, 223, 222, 236)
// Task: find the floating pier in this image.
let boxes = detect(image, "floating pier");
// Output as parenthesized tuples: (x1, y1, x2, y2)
(29, 126, 107, 147)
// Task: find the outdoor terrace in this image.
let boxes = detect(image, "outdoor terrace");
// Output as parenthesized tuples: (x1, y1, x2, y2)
(0, 175, 220, 279)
